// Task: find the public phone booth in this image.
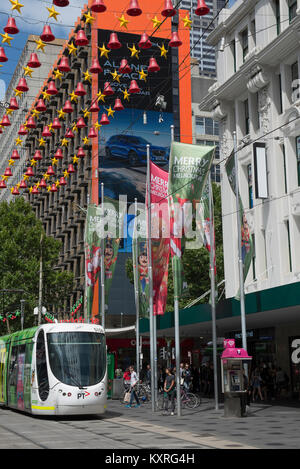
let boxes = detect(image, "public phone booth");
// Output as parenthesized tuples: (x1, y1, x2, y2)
(221, 339, 252, 417)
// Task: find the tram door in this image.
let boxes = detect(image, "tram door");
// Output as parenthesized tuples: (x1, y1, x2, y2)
(36, 330, 49, 402)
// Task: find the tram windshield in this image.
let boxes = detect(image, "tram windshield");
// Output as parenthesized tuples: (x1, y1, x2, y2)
(47, 332, 106, 387)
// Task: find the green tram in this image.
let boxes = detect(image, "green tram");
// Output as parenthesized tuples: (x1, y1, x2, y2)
(0, 323, 107, 416)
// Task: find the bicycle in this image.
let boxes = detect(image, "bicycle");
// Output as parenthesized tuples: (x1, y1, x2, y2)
(158, 386, 199, 410)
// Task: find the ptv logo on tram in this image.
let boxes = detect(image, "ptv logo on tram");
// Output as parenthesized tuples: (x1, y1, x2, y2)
(77, 391, 90, 399)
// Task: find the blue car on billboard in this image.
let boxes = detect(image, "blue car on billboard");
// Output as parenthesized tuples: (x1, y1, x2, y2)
(105, 135, 169, 166)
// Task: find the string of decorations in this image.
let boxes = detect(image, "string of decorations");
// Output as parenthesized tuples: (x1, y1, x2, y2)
(0, 310, 21, 322)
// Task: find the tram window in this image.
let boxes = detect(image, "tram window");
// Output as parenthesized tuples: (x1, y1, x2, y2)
(8, 346, 18, 387)
(36, 330, 49, 401)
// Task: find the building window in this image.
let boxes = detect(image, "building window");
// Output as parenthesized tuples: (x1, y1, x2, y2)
(247, 163, 254, 209)
(252, 233, 256, 280)
(251, 19, 256, 45)
(286, 220, 292, 272)
(231, 39, 237, 73)
(289, 0, 297, 22)
(291, 61, 299, 99)
(195, 117, 219, 136)
(196, 140, 219, 159)
(244, 99, 250, 135)
(278, 73, 283, 114)
(282, 144, 288, 194)
(274, 0, 281, 35)
(296, 136, 300, 186)
(241, 29, 248, 62)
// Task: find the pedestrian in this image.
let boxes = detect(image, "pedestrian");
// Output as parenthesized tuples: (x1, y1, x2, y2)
(123, 367, 131, 392)
(158, 368, 165, 393)
(146, 364, 151, 385)
(251, 368, 264, 402)
(125, 365, 140, 408)
(179, 363, 185, 386)
(163, 367, 176, 416)
(182, 363, 192, 391)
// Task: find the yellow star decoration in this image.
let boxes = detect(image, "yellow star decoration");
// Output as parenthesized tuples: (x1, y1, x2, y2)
(67, 42, 77, 56)
(94, 121, 102, 130)
(23, 66, 33, 77)
(39, 137, 46, 147)
(58, 108, 66, 120)
(82, 108, 91, 119)
(10, 0, 24, 14)
(29, 186, 33, 193)
(1, 33, 13, 46)
(97, 91, 106, 103)
(10, 187, 15, 194)
(72, 123, 78, 133)
(6, 108, 14, 116)
(182, 15, 192, 29)
(14, 88, 23, 98)
(16, 183, 20, 189)
(30, 159, 37, 167)
(110, 70, 121, 82)
(8, 159, 15, 166)
(83, 70, 92, 83)
(138, 68, 148, 82)
(32, 109, 40, 118)
(47, 5, 60, 21)
(2, 175, 8, 181)
(35, 38, 46, 52)
(51, 157, 58, 166)
(151, 16, 162, 29)
(105, 106, 115, 118)
(159, 43, 168, 59)
(43, 173, 50, 181)
(48, 123, 54, 132)
(42, 90, 51, 101)
(69, 91, 78, 103)
(15, 137, 22, 146)
(128, 44, 140, 59)
(23, 174, 29, 181)
(82, 136, 90, 145)
(36, 182, 40, 189)
(98, 43, 110, 59)
(73, 155, 79, 164)
(55, 179, 60, 187)
(47, 185, 51, 193)
(53, 69, 64, 81)
(63, 169, 69, 179)
(118, 14, 129, 29)
(83, 10, 95, 25)
(122, 89, 130, 101)
(61, 138, 69, 147)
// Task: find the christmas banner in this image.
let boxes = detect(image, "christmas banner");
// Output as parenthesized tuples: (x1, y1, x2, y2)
(84, 204, 101, 322)
(168, 141, 215, 299)
(132, 208, 149, 319)
(225, 151, 254, 286)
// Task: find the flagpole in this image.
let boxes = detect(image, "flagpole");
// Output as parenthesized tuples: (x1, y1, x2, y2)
(233, 131, 247, 354)
(100, 182, 105, 329)
(170, 124, 181, 418)
(208, 174, 219, 411)
(147, 144, 155, 412)
(134, 198, 140, 379)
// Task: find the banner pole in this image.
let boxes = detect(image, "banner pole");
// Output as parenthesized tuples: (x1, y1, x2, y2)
(147, 144, 155, 412)
(100, 182, 105, 329)
(170, 124, 181, 418)
(208, 174, 219, 411)
(134, 198, 140, 379)
(233, 131, 247, 354)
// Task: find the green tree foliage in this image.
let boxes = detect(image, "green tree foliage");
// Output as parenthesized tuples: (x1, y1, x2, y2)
(0, 198, 74, 334)
(125, 183, 224, 312)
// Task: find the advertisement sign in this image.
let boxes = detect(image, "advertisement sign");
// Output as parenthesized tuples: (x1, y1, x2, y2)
(289, 336, 300, 394)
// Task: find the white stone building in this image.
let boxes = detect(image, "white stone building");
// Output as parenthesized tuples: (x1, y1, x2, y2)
(199, 0, 300, 299)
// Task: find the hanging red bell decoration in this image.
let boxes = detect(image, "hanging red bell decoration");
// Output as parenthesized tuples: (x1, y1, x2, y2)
(36, 99, 46, 112)
(55, 148, 63, 159)
(119, 59, 132, 74)
(16, 78, 28, 92)
(58, 56, 71, 72)
(91, 0, 106, 13)
(127, 0, 142, 16)
(59, 176, 67, 186)
(77, 117, 86, 128)
(19, 180, 27, 189)
(40, 25, 55, 42)
(103, 82, 114, 96)
(90, 57, 103, 74)
(11, 150, 20, 160)
(12, 187, 20, 196)
(75, 29, 89, 47)
(47, 165, 55, 176)
(88, 126, 97, 138)
(169, 30, 182, 47)
(100, 113, 110, 125)
(114, 98, 124, 111)
(77, 147, 85, 158)
(161, 0, 176, 17)
(50, 183, 58, 193)
(25, 167, 34, 177)
(4, 167, 12, 177)
(4, 17, 19, 35)
(27, 52, 41, 68)
(42, 126, 52, 137)
(65, 129, 75, 138)
(74, 82, 86, 96)
(1, 115, 11, 126)
(39, 178, 47, 188)
(67, 163, 75, 173)
(33, 150, 42, 160)
(52, 118, 61, 129)
(195, 0, 210, 16)
(148, 57, 160, 72)
(128, 79, 140, 93)
(63, 100, 73, 114)
(108, 32, 122, 50)
(32, 186, 39, 194)
(26, 116, 36, 128)
(53, 0, 69, 5)
(0, 180, 6, 189)
(9, 97, 19, 110)
(138, 33, 152, 49)
(90, 101, 100, 113)
(47, 80, 58, 95)
(0, 47, 8, 63)
(18, 124, 28, 135)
